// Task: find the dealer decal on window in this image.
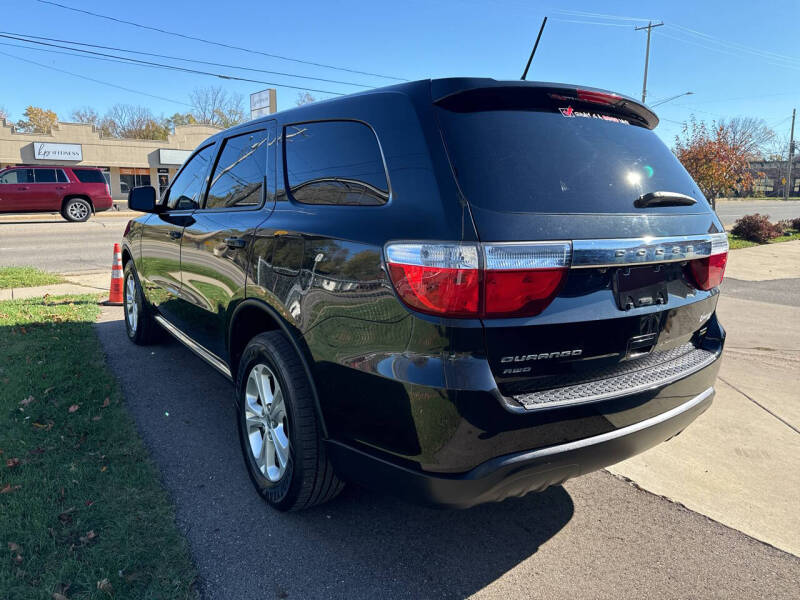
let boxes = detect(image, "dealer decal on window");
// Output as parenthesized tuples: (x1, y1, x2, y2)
(559, 106, 629, 124)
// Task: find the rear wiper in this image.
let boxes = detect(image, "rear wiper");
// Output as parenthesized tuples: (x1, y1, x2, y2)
(634, 191, 697, 208)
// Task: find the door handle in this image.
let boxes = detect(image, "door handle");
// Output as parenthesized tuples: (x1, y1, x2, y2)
(56, 186, 66, 190)
(17, 186, 29, 191)
(224, 237, 247, 249)
(169, 230, 183, 240)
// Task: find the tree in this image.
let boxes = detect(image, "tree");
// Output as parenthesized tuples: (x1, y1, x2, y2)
(163, 112, 196, 131)
(70, 106, 99, 125)
(0, 106, 8, 123)
(189, 86, 245, 128)
(15, 106, 58, 133)
(296, 91, 316, 106)
(99, 104, 169, 140)
(673, 118, 754, 207)
(721, 116, 775, 158)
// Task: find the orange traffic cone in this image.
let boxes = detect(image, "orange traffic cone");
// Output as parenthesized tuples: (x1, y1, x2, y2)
(105, 243, 124, 306)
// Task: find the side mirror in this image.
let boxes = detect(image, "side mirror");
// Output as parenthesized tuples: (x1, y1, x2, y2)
(128, 186, 157, 212)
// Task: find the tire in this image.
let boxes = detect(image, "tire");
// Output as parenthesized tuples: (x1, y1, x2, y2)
(123, 261, 161, 345)
(62, 197, 92, 222)
(236, 331, 343, 511)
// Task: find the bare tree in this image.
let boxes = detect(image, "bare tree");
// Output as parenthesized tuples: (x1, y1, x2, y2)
(721, 117, 775, 158)
(296, 92, 316, 106)
(0, 106, 8, 122)
(70, 106, 100, 125)
(189, 86, 245, 128)
(99, 104, 169, 140)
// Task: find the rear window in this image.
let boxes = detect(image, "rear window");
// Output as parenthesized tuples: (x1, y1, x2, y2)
(72, 168, 107, 184)
(284, 120, 389, 206)
(437, 107, 708, 214)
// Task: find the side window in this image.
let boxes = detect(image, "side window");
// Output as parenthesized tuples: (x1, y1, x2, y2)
(56, 170, 69, 183)
(205, 130, 269, 209)
(284, 121, 389, 206)
(164, 144, 215, 210)
(73, 169, 107, 184)
(0, 169, 33, 184)
(34, 169, 57, 183)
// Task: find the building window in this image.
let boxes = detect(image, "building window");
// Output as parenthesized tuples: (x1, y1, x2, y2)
(119, 167, 151, 195)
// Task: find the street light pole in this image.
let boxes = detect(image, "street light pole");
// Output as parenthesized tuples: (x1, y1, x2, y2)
(786, 108, 796, 201)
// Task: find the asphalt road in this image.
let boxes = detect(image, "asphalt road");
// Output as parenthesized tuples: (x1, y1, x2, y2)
(0, 215, 130, 273)
(94, 307, 799, 600)
(715, 200, 800, 226)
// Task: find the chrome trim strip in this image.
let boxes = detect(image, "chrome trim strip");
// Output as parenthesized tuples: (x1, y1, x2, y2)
(154, 315, 232, 380)
(495, 387, 714, 466)
(571, 233, 726, 269)
(498, 347, 721, 413)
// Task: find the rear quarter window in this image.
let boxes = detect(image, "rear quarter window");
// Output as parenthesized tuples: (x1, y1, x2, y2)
(284, 120, 389, 206)
(72, 169, 107, 184)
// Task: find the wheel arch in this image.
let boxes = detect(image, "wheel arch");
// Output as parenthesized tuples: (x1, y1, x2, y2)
(228, 298, 329, 438)
(62, 194, 95, 213)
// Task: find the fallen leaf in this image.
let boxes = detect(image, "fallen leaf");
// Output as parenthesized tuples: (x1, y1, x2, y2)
(20, 395, 35, 407)
(44, 386, 55, 395)
(85, 500, 94, 507)
(6, 457, 20, 468)
(33, 421, 54, 430)
(79, 530, 98, 545)
(58, 508, 75, 524)
(102, 397, 110, 408)
(7, 542, 19, 552)
(52, 593, 68, 600)
(100, 466, 107, 472)
(29, 447, 45, 455)
(96, 578, 113, 593)
(0, 484, 21, 494)
(68, 405, 79, 413)
(20, 326, 27, 335)
(13, 553, 23, 564)
(91, 415, 102, 422)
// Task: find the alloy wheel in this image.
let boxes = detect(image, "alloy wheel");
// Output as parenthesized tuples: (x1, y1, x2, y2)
(67, 201, 89, 220)
(125, 275, 138, 333)
(245, 363, 290, 482)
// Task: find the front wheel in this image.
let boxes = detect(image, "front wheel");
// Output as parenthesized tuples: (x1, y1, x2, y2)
(62, 197, 92, 222)
(123, 261, 160, 345)
(236, 331, 343, 511)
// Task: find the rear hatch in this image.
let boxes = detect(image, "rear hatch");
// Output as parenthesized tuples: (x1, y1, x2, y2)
(433, 80, 726, 409)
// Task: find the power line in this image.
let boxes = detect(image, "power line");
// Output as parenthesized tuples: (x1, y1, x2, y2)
(0, 33, 346, 96)
(0, 30, 375, 89)
(550, 18, 630, 28)
(552, 9, 654, 23)
(34, 0, 407, 82)
(0, 48, 193, 106)
(668, 23, 799, 66)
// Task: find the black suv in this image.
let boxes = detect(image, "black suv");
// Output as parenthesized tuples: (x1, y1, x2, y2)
(122, 79, 727, 511)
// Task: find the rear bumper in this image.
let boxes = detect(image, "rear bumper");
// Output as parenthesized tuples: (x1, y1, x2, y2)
(93, 197, 113, 212)
(327, 386, 714, 508)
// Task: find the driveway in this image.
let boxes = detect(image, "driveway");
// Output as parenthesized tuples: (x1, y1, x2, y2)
(94, 309, 799, 599)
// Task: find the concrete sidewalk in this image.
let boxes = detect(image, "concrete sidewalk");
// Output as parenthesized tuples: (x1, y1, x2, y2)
(0, 270, 110, 300)
(609, 240, 800, 556)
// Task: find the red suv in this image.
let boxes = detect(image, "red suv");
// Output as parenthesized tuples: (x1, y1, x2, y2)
(0, 165, 114, 221)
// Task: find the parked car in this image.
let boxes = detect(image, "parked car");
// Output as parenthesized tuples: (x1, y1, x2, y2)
(121, 78, 727, 511)
(0, 165, 113, 221)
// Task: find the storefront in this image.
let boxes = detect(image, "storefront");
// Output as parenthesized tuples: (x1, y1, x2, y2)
(0, 119, 220, 200)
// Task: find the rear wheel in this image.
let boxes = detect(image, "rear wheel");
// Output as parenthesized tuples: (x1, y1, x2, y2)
(236, 331, 343, 511)
(62, 197, 92, 222)
(123, 261, 160, 345)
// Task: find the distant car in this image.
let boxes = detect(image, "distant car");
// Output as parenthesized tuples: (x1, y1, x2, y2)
(0, 165, 113, 221)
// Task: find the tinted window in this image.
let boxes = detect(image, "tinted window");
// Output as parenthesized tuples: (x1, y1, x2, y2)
(34, 169, 57, 183)
(72, 169, 107, 184)
(165, 144, 215, 210)
(56, 170, 69, 183)
(437, 107, 708, 214)
(285, 121, 388, 206)
(0, 168, 33, 184)
(205, 130, 269, 209)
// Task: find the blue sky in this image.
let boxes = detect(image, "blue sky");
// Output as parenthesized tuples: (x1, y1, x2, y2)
(1, 0, 797, 146)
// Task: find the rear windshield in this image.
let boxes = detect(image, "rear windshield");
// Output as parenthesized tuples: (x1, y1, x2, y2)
(72, 169, 106, 184)
(437, 107, 708, 214)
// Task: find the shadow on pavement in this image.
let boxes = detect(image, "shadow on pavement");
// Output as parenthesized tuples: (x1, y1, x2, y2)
(93, 316, 574, 600)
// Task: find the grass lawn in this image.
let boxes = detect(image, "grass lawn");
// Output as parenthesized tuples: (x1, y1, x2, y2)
(0, 295, 197, 599)
(0, 267, 64, 290)
(728, 230, 800, 250)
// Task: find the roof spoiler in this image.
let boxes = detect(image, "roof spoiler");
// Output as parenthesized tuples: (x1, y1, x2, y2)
(431, 79, 659, 130)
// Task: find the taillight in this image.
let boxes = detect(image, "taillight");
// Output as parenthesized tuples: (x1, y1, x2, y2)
(385, 243, 479, 317)
(385, 242, 571, 318)
(576, 89, 621, 106)
(688, 233, 728, 290)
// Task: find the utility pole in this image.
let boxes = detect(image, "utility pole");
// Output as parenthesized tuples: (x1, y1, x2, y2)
(635, 21, 664, 104)
(785, 108, 796, 200)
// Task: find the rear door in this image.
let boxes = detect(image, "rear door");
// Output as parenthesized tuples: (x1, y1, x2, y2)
(434, 84, 726, 402)
(32, 168, 62, 210)
(0, 168, 34, 212)
(178, 122, 276, 359)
